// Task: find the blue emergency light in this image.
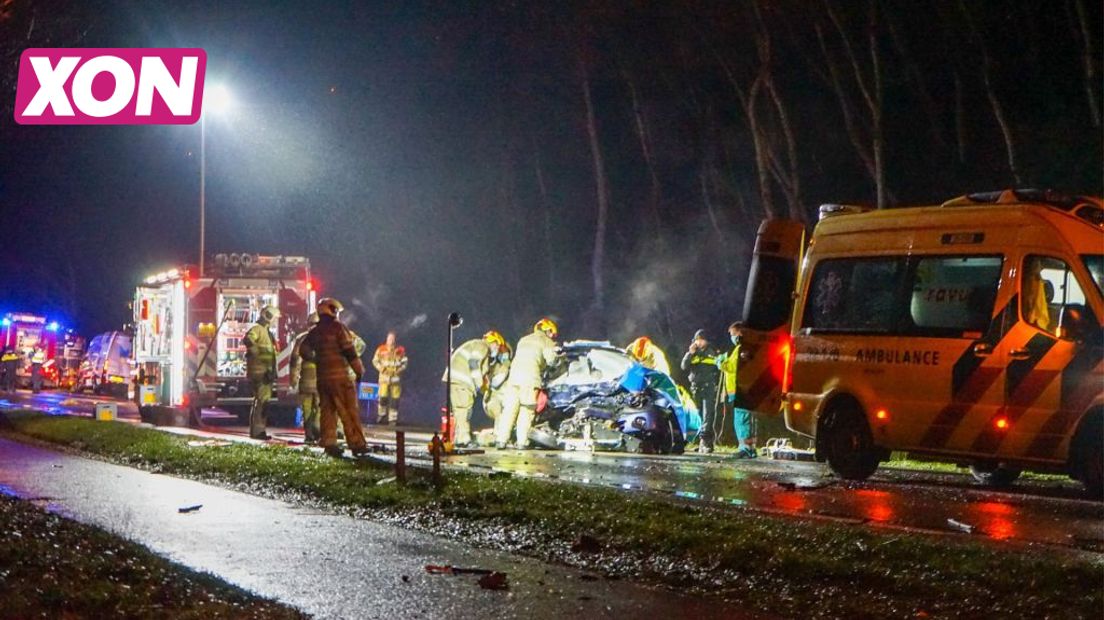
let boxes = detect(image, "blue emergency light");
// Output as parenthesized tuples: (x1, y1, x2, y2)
(0, 318, 9, 327)
(47, 321, 60, 332)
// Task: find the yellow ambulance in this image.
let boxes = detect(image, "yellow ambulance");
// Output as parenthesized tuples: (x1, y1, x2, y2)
(781, 190, 1104, 494)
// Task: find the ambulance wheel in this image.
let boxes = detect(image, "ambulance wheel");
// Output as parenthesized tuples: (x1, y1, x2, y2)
(969, 464, 1021, 487)
(821, 400, 880, 480)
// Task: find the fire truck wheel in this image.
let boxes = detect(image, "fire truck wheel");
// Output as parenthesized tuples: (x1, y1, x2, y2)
(1069, 409, 1103, 498)
(821, 399, 880, 481)
(968, 463, 1022, 487)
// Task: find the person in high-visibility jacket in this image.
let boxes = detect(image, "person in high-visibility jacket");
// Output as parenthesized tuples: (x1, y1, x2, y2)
(681, 329, 721, 453)
(372, 332, 407, 425)
(244, 305, 280, 440)
(30, 348, 46, 393)
(299, 298, 369, 458)
(496, 318, 561, 449)
(716, 322, 756, 458)
(443, 331, 506, 447)
(626, 336, 671, 376)
(289, 312, 321, 443)
(0, 347, 19, 391)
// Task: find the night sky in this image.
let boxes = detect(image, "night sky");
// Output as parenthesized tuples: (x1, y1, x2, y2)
(2, 1, 1101, 423)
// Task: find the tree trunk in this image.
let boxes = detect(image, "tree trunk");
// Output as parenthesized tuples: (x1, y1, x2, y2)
(622, 67, 665, 239)
(959, 0, 1023, 186)
(1070, 0, 1101, 127)
(580, 56, 609, 320)
(531, 140, 556, 300)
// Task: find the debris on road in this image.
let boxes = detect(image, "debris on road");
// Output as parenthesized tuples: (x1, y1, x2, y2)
(947, 518, 975, 534)
(478, 572, 509, 590)
(425, 565, 494, 575)
(178, 504, 203, 513)
(401, 575, 411, 583)
(376, 476, 397, 486)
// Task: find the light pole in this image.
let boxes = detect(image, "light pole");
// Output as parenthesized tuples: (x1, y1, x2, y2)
(199, 84, 232, 277)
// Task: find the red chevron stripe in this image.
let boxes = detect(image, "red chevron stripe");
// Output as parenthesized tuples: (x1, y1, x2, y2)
(919, 366, 1002, 448)
(970, 369, 1059, 454)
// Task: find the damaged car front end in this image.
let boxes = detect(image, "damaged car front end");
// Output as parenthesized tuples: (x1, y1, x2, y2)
(528, 341, 698, 454)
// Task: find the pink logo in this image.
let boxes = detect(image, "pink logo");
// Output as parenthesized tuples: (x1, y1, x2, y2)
(14, 48, 207, 125)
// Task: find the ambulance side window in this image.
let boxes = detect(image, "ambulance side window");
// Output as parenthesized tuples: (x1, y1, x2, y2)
(802, 258, 905, 332)
(906, 255, 1002, 336)
(1021, 255, 1087, 336)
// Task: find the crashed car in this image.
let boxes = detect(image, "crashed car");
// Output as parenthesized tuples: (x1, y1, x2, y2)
(528, 340, 699, 454)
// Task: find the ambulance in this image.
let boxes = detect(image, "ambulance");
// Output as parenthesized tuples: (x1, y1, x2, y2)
(132, 254, 316, 419)
(776, 189, 1103, 494)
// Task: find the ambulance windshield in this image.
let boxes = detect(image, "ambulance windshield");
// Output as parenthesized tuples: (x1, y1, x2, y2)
(1082, 255, 1103, 298)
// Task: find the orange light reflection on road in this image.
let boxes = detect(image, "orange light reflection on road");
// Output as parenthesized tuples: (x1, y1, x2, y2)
(774, 492, 806, 513)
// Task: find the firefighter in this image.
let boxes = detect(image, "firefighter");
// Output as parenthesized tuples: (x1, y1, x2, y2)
(299, 298, 369, 458)
(496, 318, 561, 449)
(681, 329, 721, 454)
(243, 305, 280, 440)
(626, 336, 672, 376)
(0, 347, 18, 391)
(372, 331, 407, 425)
(483, 338, 513, 426)
(443, 330, 504, 447)
(30, 348, 45, 393)
(717, 322, 756, 458)
(289, 312, 321, 443)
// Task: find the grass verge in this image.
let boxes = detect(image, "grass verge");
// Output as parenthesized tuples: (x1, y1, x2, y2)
(0, 492, 303, 619)
(3, 410, 1101, 619)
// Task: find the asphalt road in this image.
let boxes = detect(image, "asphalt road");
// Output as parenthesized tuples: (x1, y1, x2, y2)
(4, 390, 1102, 554)
(0, 436, 736, 619)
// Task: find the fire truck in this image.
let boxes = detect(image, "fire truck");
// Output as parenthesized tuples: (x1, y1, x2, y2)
(132, 254, 316, 420)
(1, 312, 61, 388)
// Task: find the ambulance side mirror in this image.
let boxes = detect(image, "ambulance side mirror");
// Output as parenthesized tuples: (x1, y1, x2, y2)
(1057, 304, 1088, 343)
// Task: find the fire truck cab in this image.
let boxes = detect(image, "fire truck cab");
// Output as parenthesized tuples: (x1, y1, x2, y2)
(781, 190, 1104, 494)
(2, 312, 61, 389)
(132, 254, 316, 421)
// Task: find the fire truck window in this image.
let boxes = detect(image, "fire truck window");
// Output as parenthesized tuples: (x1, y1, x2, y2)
(803, 258, 905, 332)
(908, 256, 1002, 335)
(1022, 255, 1087, 335)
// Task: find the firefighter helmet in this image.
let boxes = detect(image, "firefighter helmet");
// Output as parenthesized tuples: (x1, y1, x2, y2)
(629, 336, 652, 360)
(306, 312, 320, 326)
(260, 305, 281, 323)
(317, 297, 344, 317)
(534, 317, 558, 340)
(483, 330, 506, 349)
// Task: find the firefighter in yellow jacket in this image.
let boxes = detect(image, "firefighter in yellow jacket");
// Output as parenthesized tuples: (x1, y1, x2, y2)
(299, 298, 369, 458)
(483, 338, 513, 426)
(444, 331, 505, 447)
(289, 312, 320, 443)
(372, 331, 407, 425)
(244, 305, 280, 440)
(496, 318, 561, 449)
(626, 336, 672, 376)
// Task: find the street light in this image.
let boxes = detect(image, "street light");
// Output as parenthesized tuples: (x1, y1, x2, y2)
(199, 84, 233, 278)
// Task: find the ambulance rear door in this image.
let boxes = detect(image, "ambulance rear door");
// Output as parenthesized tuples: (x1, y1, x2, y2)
(738, 218, 805, 420)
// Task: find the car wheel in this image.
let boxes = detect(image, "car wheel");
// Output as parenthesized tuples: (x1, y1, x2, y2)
(1082, 440, 1104, 499)
(969, 463, 1022, 487)
(821, 400, 880, 480)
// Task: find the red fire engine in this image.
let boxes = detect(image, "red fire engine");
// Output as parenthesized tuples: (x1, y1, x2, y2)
(132, 254, 315, 419)
(1, 312, 61, 388)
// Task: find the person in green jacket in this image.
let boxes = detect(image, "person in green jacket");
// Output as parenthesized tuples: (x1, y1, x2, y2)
(289, 312, 321, 443)
(717, 321, 757, 459)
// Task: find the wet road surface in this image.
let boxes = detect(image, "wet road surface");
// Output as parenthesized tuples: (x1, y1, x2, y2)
(5, 390, 1102, 554)
(0, 437, 736, 619)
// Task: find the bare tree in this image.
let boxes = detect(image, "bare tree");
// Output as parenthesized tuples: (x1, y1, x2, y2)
(1068, 0, 1101, 127)
(958, 0, 1023, 186)
(579, 52, 610, 321)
